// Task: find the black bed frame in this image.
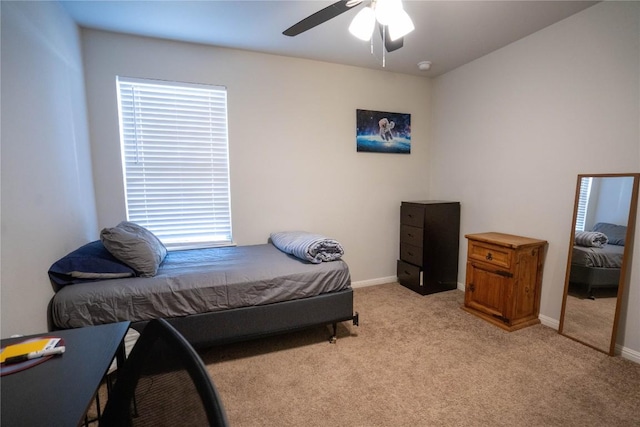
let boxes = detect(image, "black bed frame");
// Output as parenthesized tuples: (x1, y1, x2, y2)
(133, 289, 359, 348)
(569, 264, 620, 299)
(49, 289, 359, 348)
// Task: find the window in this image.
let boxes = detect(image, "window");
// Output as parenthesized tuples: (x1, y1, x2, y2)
(116, 77, 232, 249)
(575, 177, 592, 232)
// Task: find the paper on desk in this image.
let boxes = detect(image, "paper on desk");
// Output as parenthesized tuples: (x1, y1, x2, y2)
(0, 338, 61, 363)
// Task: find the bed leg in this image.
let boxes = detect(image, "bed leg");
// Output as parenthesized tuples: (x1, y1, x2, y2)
(329, 323, 338, 344)
(328, 312, 359, 343)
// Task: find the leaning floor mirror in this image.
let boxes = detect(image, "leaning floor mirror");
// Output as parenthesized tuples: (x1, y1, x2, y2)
(559, 173, 639, 355)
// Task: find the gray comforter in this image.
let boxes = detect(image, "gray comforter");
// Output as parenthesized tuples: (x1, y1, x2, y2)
(574, 231, 608, 248)
(270, 231, 345, 263)
(51, 243, 351, 329)
(571, 244, 624, 268)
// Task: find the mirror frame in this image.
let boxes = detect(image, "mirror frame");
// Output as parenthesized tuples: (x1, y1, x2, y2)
(559, 173, 639, 355)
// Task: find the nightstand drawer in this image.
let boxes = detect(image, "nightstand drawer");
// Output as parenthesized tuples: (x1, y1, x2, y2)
(400, 224, 423, 247)
(400, 242, 423, 266)
(468, 240, 511, 269)
(397, 260, 422, 288)
(401, 204, 424, 227)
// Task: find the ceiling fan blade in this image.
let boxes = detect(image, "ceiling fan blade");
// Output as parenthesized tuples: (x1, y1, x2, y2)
(283, 0, 362, 37)
(379, 24, 404, 52)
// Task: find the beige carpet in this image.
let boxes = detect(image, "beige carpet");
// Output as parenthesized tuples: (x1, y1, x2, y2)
(199, 283, 640, 427)
(562, 294, 617, 352)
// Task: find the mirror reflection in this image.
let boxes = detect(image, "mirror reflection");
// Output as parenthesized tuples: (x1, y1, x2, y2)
(560, 174, 639, 355)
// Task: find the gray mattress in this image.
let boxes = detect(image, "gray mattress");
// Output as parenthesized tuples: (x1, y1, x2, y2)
(571, 244, 624, 268)
(51, 243, 351, 329)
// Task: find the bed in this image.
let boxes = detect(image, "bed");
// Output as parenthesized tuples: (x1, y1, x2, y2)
(569, 222, 626, 299)
(47, 227, 359, 348)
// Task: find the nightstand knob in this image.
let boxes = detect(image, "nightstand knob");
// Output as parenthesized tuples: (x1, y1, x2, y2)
(469, 283, 475, 292)
(486, 252, 493, 261)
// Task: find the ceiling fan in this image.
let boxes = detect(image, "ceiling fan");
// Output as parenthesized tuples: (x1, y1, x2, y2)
(282, 0, 414, 53)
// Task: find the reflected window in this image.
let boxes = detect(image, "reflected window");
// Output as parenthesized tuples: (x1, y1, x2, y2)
(575, 177, 592, 231)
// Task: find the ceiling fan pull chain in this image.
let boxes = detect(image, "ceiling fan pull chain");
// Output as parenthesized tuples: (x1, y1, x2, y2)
(382, 27, 386, 67)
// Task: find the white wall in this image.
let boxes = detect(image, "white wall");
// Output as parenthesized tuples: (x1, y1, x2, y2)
(430, 2, 640, 357)
(1, 1, 97, 336)
(589, 177, 633, 228)
(4, 1, 637, 359)
(81, 30, 431, 286)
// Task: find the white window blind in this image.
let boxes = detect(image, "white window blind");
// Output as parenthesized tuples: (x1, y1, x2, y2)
(116, 77, 232, 249)
(575, 177, 592, 232)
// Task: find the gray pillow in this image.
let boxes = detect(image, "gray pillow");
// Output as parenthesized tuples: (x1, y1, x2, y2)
(592, 222, 627, 246)
(100, 221, 167, 277)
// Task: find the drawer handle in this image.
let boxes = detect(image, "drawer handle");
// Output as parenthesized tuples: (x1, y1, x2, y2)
(407, 233, 413, 237)
(407, 252, 413, 256)
(486, 252, 493, 261)
(404, 270, 410, 275)
(494, 270, 514, 278)
(469, 283, 475, 292)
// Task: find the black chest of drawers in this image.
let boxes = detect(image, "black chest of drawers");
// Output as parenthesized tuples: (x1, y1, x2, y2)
(397, 200, 460, 295)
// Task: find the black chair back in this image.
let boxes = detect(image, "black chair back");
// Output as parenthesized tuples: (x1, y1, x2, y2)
(100, 318, 229, 426)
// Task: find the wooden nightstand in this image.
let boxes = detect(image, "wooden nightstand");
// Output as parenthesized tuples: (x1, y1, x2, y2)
(462, 232, 547, 331)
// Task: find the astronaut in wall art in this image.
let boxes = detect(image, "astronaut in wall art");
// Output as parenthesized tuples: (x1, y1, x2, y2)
(378, 118, 395, 141)
(356, 109, 411, 154)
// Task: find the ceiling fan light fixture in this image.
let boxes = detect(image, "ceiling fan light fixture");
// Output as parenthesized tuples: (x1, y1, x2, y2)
(349, 6, 376, 41)
(388, 9, 414, 41)
(375, 0, 406, 26)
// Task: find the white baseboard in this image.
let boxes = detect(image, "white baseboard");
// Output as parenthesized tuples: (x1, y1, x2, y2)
(352, 277, 466, 291)
(539, 314, 559, 330)
(617, 344, 640, 364)
(351, 276, 398, 289)
(353, 280, 464, 292)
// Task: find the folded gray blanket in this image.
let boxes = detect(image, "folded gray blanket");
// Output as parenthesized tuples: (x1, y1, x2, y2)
(575, 231, 608, 248)
(270, 231, 345, 263)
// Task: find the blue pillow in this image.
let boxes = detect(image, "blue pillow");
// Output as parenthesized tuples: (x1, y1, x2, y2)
(48, 240, 136, 291)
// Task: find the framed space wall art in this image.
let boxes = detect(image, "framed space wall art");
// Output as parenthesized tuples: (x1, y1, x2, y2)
(356, 109, 411, 154)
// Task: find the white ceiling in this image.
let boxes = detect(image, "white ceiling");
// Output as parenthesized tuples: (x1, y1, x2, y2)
(61, 0, 599, 77)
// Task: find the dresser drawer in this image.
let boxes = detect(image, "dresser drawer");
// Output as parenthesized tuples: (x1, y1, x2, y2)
(401, 204, 424, 227)
(400, 243, 423, 266)
(467, 240, 511, 269)
(397, 260, 422, 288)
(397, 201, 460, 296)
(400, 224, 423, 247)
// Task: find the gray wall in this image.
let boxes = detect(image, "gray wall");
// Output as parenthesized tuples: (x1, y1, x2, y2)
(1, 1, 97, 336)
(430, 2, 640, 358)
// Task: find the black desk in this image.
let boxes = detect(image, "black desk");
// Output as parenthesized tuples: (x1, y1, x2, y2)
(1, 321, 130, 426)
